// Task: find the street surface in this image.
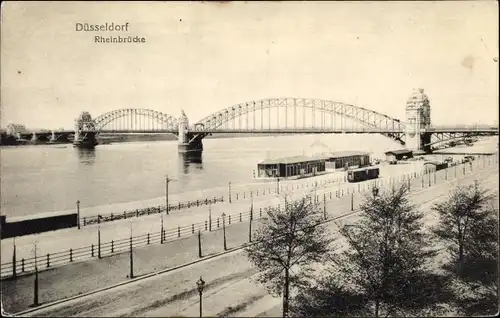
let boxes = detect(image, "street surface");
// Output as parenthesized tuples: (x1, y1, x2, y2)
(6, 157, 497, 317)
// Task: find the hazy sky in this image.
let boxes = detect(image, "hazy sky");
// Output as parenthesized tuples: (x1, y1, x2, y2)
(1, 1, 498, 129)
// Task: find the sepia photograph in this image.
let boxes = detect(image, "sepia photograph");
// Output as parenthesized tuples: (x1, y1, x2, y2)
(0, 1, 498, 317)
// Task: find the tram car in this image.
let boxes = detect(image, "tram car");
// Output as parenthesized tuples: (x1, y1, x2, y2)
(347, 166, 380, 183)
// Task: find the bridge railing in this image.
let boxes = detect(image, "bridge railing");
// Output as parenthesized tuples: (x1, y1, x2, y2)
(79, 196, 224, 227)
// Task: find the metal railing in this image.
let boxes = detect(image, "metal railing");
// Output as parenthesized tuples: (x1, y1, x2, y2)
(80, 196, 224, 227)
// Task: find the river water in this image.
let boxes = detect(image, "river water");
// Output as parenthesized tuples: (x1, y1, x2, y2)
(0, 134, 412, 218)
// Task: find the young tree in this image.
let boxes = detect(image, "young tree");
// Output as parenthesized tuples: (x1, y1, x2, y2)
(432, 180, 495, 276)
(244, 192, 333, 317)
(292, 184, 439, 317)
(451, 204, 499, 316)
(433, 180, 499, 316)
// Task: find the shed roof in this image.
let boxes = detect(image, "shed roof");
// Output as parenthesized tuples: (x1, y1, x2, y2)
(327, 150, 370, 158)
(349, 166, 379, 172)
(384, 149, 413, 156)
(424, 161, 445, 165)
(258, 155, 325, 165)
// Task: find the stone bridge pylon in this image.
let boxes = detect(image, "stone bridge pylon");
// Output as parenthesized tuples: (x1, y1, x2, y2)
(74, 111, 98, 149)
(177, 110, 207, 153)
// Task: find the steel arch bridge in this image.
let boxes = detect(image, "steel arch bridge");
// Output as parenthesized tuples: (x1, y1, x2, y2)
(77, 98, 497, 151)
(90, 108, 179, 132)
(192, 98, 406, 143)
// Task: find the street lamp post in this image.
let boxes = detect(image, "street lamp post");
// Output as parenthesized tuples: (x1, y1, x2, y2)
(165, 175, 176, 215)
(129, 221, 134, 279)
(98, 225, 102, 259)
(76, 200, 81, 230)
(222, 212, 227, 251)
(33, 243, 39, 307)
(12, 237, 17, 278)
(196, 276, 206, 318)
(250, 192, 254, 221)
(198, 230, 202, 258)
(350, 192, 354, 211)
(323, 193, 327, 220)
(208, 203, 212, 232)
(161, 215, 164, 244)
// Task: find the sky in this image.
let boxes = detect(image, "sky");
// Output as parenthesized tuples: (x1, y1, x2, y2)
(1, 1, 498, 130)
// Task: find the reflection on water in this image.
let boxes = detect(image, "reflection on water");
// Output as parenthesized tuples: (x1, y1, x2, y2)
(76, 147, 96, 165)
(3, 134, 419, 217)
(179, 151, 203, 174)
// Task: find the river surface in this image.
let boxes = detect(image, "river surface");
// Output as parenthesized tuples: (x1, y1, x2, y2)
(0, 134, 413, 217)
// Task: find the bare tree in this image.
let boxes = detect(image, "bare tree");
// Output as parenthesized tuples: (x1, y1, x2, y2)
(244, 192, 333, 317)
(292, 184, 439, 317)
(432, 180, 495, 276)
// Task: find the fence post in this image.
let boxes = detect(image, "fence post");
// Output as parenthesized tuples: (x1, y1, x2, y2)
(111, 240, 114, 253)
(198, 230, 202, 258)
(217, 218, 220, 228)
(239, 213, 242, 222)
(260, 208, 262, 217)
(124, 211, 126, 219)
(192, 224, 195, 234)
(46, 253, 50, 268)
(229, 215, 231, 224)
(236, 193, 239, 200)
(136, 209, 139, 217)
(69, 249, 73, 262)
(147, 233, 150, 244)
(83, 217, 86, 226)
(178, 226, 181, 237)
(91, 244, 94, 257)
(21, 258, 25, 272)
(205, 220, 208, 231)
(98, 228, 101, 259)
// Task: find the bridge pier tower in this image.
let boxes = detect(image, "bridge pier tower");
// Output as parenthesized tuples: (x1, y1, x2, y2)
(50, 131, 57, 142)
(405, 89, 431, 153)
(177, 110, 204, 153)
(73, 112, 98, 149)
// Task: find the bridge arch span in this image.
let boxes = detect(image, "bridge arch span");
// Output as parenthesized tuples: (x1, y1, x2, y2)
(92, 108, 179, 131)
(193, 98, 407, 143)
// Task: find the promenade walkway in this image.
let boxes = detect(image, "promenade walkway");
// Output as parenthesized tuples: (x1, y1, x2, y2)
(1, 161, 426, 264)
(2, 155, 497, 315)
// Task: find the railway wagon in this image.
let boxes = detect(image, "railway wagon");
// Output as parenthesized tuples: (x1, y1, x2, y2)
(347, 166, 380, 183)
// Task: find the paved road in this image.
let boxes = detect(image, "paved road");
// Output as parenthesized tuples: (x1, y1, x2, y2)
(9, 161, 497, 317)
